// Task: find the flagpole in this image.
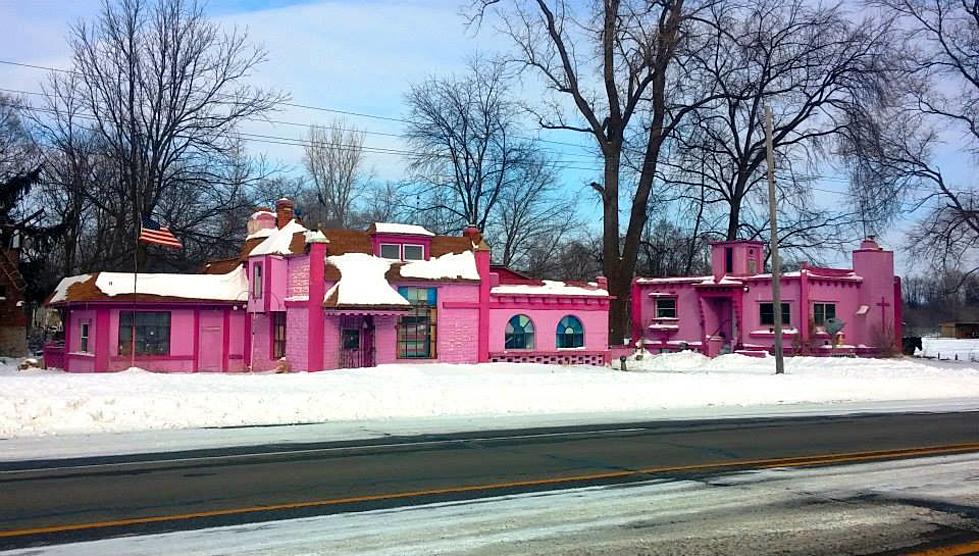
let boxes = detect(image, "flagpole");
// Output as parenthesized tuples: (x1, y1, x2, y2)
(132, 195, 139, 370)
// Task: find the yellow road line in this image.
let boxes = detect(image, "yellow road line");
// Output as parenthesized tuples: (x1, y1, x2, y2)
(905, 540, 979, 555)
(2, 441, 979, 539)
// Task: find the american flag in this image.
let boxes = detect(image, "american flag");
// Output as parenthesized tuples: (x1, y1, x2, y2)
(139, 217, 183, 249)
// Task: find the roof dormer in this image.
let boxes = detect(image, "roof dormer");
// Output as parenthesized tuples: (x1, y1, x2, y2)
(369, 222, 434, 261)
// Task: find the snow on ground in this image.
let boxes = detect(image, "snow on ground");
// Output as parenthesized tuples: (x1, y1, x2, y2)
(1, 353, 978, 439)
(8, 453, 979, 556)
(920, 337, 979, 361)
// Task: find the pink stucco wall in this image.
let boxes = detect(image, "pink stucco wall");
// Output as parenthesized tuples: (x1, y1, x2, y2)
(107, 307, 196, 371)
(488, 297, 609, 353)
(286, 307, 309, 370)
(373, 315, 397, 364)
(248, 312, 276, 371)
(634, 239, 900, 356)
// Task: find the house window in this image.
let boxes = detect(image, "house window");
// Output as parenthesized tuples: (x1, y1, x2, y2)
(759, 303, 791, 326)
(556, 315, 584, 348)
(118, 311, 171, 356)
(79, 322, 90, 353)
(252, 263, 263, 299)
(380, 243, 401, 259)
(724, 247, 733, 273)
(403, 244, 424, 260)
(397, 287, 437, 358)
(272, 312, 287, 359)
(813, 303, 837, 326)
(505, 314, 535, 350)
(655, 298, 677, 319)
(747, 259, 757, 275)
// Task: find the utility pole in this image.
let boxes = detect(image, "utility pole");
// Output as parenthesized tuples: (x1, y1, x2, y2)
(765, 105, 785, 375)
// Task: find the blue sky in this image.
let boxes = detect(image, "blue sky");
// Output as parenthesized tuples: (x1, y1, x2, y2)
(1, 0, 965, 274)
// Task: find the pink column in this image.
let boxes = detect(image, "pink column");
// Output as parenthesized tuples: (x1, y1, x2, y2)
(243, 312, 252, 370)
(63, 308, 73, 372)
(192, 309, 200, 372)
(630, 278, 642, 346)
(476, 248, 491, 362)
(307, 243, 327, 371)
(799, 266, 810, 351)
(94, 307, 110, 372)
(222, 307, 231, 372)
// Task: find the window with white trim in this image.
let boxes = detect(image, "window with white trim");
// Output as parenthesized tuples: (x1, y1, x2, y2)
(403, 244, 424, 260)
(251, 263, 263, 299)
(380, 243, 401, 259)
(79, 322, 90, 353)
(655, 298, 677, 319)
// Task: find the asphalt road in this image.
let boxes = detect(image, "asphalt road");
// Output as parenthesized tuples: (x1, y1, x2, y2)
(1, 411, 978, 551)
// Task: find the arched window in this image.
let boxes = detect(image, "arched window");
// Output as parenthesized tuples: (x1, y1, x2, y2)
(505, 315, 535, 349)
(556, 315, 584, 348)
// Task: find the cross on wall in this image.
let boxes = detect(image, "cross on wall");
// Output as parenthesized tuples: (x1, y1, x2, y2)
(876, 296, 891, 324)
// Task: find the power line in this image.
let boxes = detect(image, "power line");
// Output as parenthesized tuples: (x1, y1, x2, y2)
(0, 59, 952, 211)
(0, 58, 597, 151)
(8, 101, 607, 172)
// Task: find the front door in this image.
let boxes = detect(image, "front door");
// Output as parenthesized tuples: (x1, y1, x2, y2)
(339, 316, 375, 368)
(198, 310, 223, 371)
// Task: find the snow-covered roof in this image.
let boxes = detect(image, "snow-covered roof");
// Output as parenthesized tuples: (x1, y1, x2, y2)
(325, 253, 409, 307)
(491, 280, 609, 297)
(250, 219, 308, 256)
(246, 227, 275, 240)
(697, 277, 744, 286)
(372, 223, 435, 237)
(304, 229, 328, 244)
(48, 274, 93, 304)
(399, 251, 479, 281)
(636, 276, 712, 284)
(94, 266, 248, 301)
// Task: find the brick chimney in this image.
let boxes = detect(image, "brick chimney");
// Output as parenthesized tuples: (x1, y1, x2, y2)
(275, 198, 295, 229)
(463, 224, 482, 247)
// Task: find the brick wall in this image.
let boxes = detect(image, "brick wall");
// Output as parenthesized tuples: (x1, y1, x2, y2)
(438, 307, 479, 363)
(287, 256, 310, 298)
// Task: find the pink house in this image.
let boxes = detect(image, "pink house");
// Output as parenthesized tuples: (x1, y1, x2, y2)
(631, 239, 902, 357)
(44, 199, 611, 372)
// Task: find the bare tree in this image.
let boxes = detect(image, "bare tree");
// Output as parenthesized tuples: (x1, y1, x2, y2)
(491, 157, 577, 268)
(46, 0, 283, 271)
(856, 0, 979, 279)
(473, 0, 724, 342)
(665, 0, 893, 257)
(404, 59, 536, 232)
(303, 119, 367, 228)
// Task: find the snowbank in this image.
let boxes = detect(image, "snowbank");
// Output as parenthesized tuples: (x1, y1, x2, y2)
(2, 354, 978, 438)
(920, 338, 979, 362)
